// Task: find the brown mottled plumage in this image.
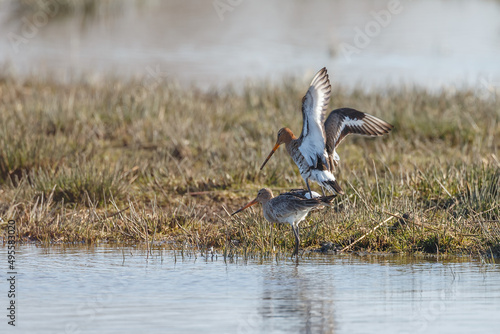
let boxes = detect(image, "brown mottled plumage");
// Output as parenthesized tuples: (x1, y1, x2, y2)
(232, 188, 335, 256)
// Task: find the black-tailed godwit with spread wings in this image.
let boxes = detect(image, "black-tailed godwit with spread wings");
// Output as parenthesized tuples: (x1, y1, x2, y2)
(260, 67, 393, 196)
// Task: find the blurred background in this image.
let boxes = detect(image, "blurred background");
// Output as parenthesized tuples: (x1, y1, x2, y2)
(0, 0, 499, 92)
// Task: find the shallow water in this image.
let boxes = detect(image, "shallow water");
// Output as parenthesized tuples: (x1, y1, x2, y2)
(1, 245, 499, 333)
(0, 0, 499, 91)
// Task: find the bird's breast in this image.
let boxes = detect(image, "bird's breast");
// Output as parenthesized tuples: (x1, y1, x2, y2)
(286, 141, 311, 176)
(263, 202, 279, 223)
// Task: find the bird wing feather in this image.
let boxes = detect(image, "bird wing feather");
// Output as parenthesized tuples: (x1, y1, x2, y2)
(287, 189, 322, 199)
(298, 68, 331, 168)
(272, 194, 322, 219)
(324, 108, 394, 155)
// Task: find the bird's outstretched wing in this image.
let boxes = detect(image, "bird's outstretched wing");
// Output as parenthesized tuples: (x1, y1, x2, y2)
(324, 107, 393, 158)
(298, 68, 331, 168)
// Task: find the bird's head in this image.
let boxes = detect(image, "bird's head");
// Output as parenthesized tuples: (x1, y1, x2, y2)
(260, 128, 295, 170)
(231, 188, 273, 216)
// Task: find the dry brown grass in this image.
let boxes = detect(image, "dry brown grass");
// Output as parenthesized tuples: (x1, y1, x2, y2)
(0, 74, 499, 256)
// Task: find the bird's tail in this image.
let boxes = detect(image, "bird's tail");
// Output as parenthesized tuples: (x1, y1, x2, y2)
(322, 179, 344, 195)
(318, 195, 337, 205)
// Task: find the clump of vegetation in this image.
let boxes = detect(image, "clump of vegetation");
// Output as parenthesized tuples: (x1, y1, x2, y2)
(0, 74, 498, 256)
(29, 159, 129, 206)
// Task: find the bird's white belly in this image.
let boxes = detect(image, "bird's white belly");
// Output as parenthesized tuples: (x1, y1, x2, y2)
(307, 169, 336, 184)
(264, 207, 309, 226)
(283, 210, 309, 226)
(289, 146, 334, 187)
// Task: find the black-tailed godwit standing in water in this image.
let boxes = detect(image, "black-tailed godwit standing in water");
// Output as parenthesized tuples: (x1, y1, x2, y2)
(260, 67, 393, 197)
(231, 188, 335, 256)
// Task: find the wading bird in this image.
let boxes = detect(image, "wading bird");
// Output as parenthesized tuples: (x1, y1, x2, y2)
(260, 67, 393, 197)
(232, 188, 335, 256)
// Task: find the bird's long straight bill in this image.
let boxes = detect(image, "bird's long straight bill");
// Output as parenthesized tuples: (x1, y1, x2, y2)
(260, 142, 281, 170)
(231, 198, 258, 216)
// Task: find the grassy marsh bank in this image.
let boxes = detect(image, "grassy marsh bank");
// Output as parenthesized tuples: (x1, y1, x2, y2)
(0, 75, 499, 256)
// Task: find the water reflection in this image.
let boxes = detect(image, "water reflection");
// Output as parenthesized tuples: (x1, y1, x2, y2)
(259, 265, 336, 333)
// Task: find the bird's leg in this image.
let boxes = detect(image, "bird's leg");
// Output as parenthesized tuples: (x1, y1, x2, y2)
(306, 179, 313, 199)
(295, 225, 300, 256)
(321, 187, 326, 197)
(292, 225, 300, 257)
